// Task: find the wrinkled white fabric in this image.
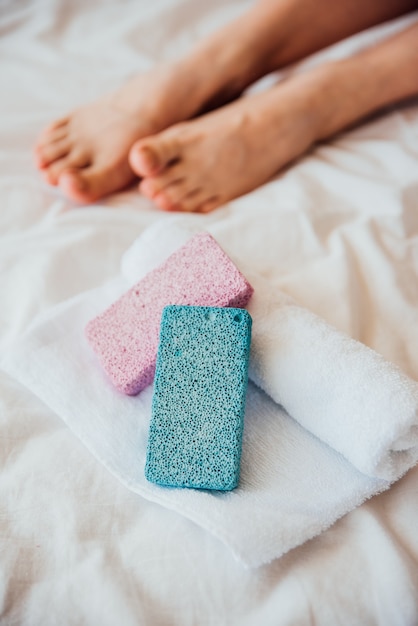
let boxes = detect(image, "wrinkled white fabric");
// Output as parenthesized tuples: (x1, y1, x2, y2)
(1, 1, 418, 624)
(123, 223, 418, 481)
(3, 219, 418, 568)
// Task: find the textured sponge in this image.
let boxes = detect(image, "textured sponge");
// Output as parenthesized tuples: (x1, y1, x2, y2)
(145, 305, 252, 491)
(85, 232, 253, 395)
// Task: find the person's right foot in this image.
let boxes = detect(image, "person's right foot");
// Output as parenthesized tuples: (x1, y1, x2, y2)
(129, 72, 325, 213)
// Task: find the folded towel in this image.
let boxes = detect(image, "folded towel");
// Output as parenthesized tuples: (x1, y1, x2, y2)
(2, 219, 418, 568)
(248, 278, 418, 481)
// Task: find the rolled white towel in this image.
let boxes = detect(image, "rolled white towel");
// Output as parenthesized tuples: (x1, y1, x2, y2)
(245, 275, 418, 481)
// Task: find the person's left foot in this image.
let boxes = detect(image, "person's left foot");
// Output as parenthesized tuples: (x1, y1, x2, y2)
(32, 0, 293, 204)
(129, 76, 324, 213)
(34, 84, 150, 202)
(33, 50, 250, 203)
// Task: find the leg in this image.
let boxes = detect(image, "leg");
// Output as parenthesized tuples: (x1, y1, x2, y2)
(34, 0, 417, 203)
(130, 21, 418, 213)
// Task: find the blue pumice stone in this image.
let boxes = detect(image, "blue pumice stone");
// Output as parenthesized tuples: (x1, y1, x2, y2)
(145, 305, 252, 491)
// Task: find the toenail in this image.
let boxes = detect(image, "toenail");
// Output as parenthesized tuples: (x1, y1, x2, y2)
(139, 179, 156, 198)
(60, 172, 86, 191)
(139, 146, 160, 173)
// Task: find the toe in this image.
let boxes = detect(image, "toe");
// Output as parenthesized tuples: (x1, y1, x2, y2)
(36, 127, 68, 149)
(129, 131, 181, 177)
(152, 194, 176, 212)
(139, 168, 184, 200)
(58, 160, 134, 203)
(42, 159, 73, 186)
(152, 181, 194, 212)
(44, 116, 70, 133)
(43, 149, 90, 185)
(145, 179, 212, 213)
(35, 138, 72, 168)
(198, 197, 222, 214)
(164, 191, 221, 213)
(172, 190, 208, 213)
(138, 177, 165, 200)
(58, 170, 91, 200)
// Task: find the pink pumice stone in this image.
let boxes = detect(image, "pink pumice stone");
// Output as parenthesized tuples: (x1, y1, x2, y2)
(85, 232, 253, 395)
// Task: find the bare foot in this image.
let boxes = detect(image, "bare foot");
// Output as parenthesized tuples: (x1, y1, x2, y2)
(33, 69, 207, 203)
(131, 13, 418, 215)
(35, 0, 416, 204)
(129, 74, 325, 213)
(33, 0, 298, 204)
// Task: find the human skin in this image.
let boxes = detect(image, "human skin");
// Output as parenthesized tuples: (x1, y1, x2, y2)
(33, 0, 418, 207)
(131, 20, 418, 213)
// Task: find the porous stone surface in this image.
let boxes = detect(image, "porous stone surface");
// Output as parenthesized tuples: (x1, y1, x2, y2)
(145, 305, 252, 491)
(85, 232, 253, 395)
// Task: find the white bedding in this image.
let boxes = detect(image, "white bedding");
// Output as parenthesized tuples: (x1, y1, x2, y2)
(1, 1, 418, 624)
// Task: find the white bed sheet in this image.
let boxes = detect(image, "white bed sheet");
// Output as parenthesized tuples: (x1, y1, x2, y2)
(1, 1, 418, 624)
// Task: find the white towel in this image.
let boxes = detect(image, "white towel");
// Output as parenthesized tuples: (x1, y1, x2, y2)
(2, 219, 418, 568)
(247, 280, 418, 481)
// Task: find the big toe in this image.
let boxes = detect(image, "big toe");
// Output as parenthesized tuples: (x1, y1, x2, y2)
(58, 161, 134, 203)
(129, 133, 180, 177)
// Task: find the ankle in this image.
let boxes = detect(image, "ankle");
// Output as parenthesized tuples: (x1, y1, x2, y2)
(179, 4, 293, 104)
(310, 48, 417, 142)
(298, 64, 352, 141)
(276, 59, 380, 144)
